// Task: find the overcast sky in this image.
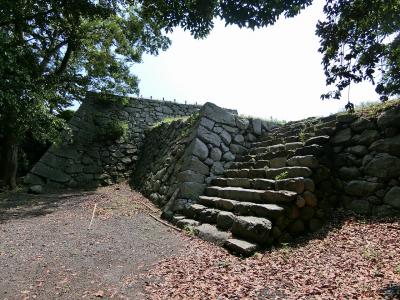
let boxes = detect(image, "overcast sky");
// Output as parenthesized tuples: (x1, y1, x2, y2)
(132, 0, 380, 121)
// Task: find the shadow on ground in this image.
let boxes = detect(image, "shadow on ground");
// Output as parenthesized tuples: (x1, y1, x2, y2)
(0, 188, 97, 223)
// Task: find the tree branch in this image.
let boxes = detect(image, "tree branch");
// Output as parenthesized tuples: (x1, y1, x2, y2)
(0, 9, 54, 28)
(39, 40, 69, 73)
(54, 41, 75, 76)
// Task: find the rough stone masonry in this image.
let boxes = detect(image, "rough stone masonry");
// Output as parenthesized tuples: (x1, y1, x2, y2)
(24, 94, 400, 253)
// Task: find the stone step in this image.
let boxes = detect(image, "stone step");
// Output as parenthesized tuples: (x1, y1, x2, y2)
(229, 154, 318, 171)
(304, 135, 330, 146)
(231, 216, 273, 244)
(286, 155, 319, 168)
(265, 166, 312, 180)
(230, 161, 256, 169)
(205, 186, 267, 202)
(315, 119, 337, 129)
(205, 186, 298, 204)
(229, 160, 271, 169)
(293, 144, 324, 157)
(248, 142, 304, 155)
(194, 223, 231, 246)
(224, 238, 259, 256)
(224, 166, 312, 180)
(198, 196, 285, 219)
(211, 177, 273, 189)
(211, 177, 306, 194)
(237, 149, 293, 162)
(175, 217, 200, 229)
(314, 126, 335, 136)
(224, 168, 268, 179)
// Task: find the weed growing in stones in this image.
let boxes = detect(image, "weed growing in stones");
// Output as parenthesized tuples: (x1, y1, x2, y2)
(275, 171, 289, 181)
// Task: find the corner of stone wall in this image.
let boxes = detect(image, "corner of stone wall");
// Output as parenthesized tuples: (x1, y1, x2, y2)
(131, 101, 274, 218)
(171, 102, 274, 214)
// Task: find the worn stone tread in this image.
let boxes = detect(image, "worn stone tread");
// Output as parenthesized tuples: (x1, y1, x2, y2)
(198, 196, 286, 219)
(176, 218, 200, 229)
(194, 223, 231, 246)
(264, 166, 312, 179)
(205, 186, 268, 203)
(224, 238, 259, 256)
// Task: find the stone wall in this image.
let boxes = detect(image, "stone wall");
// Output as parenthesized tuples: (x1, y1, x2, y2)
(24, 92, 200, 189)
(329, 105, 400, 216)
(132, 100, 400, 219)
(132, 102, 276, 216)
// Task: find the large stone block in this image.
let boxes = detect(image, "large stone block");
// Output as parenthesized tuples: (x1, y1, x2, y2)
(384, 187, 400, 209)
(236, 116, 250, 130)
(364, 153, 400, 179)
(31, 162, 71, 183)
(230, 144, 247, 154)
(195, 224, 230, 246)
(332, 128, 352, 144)
(177, 170, 205, 184)
(275, 177, 305, 194)
(338, 167, 361, 180)
(352, 129, 380, 145)
(24, 173, 45, 185)
(179, 182, 206, 199)
(181, 156, 210, 175)
(200, 117, 215, 130)
(351, 117, 375, 132)
(219, 130, 232, 145)
(369, 135, 400, 155)
(231, 216, 272, 244)
(217, 211, 236, 230)
(287, 155, 319, 168)
(345, 180, 380, 197)
(252, 119, 262, 135)
(349, 199, 370, 215)
(201, 102, 236, 126)
(210, 147, 222, 161)
(198, 125, 222, 147)
(377, 107, 400, 129)
(190, 138, 209, 160)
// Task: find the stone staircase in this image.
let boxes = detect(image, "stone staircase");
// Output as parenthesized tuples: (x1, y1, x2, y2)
(172, 116, 337, 256)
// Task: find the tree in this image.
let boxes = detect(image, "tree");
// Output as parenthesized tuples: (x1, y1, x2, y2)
(140, 0, 400, 101)
(317, 0, 400, 101)
(0, 0, 170, 188)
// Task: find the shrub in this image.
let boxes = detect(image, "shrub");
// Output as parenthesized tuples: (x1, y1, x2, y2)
(96, 120, 128, 141)
(95, 93, 129, 106)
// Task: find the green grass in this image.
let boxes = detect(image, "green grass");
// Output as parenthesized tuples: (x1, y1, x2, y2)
(354, 98, 400, 117)
(336, 98, 400, 118)
(275, 171, 289, 181)
(151, 116, 190, 129)
(183, 224, 196, 236)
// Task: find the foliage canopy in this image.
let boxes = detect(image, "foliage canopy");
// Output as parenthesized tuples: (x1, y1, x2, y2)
(0, 0, 170, 187)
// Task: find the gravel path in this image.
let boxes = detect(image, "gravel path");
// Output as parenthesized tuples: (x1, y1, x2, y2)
(0, 184, 188, 299)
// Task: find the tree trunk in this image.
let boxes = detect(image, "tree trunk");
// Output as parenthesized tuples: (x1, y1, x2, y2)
(0, 134, 19, 189)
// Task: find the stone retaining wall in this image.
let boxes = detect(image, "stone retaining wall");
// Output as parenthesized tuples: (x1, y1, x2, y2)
(329, 106, 400, 216)
(132, 102, 277, 216)
(24, 92, 200, 189)
(24, 91, 400, 218)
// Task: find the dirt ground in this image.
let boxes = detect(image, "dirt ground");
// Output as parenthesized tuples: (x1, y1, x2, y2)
(0, 183, 188, 299)
(1, 183, 400, 299)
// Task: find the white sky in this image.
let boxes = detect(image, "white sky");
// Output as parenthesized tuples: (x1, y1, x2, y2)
(132, 0, 380, 121)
